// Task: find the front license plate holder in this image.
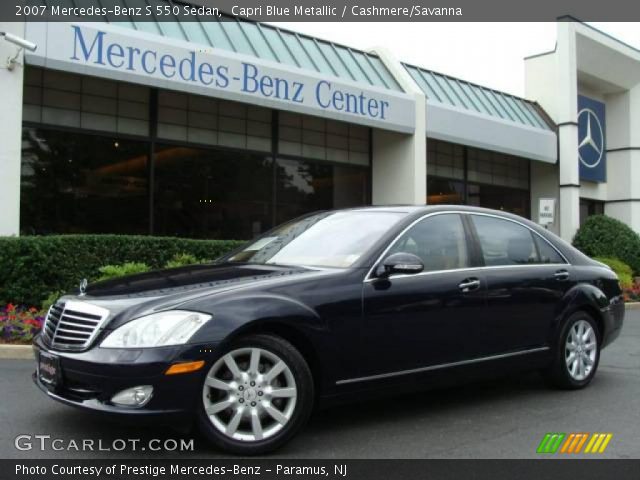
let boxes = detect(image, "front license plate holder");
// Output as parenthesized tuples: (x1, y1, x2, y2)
(38, 351, 61, 390)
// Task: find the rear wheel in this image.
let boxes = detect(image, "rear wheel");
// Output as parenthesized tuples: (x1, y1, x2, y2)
(197, 334, 313, 455)
(544, 311, 600, 389)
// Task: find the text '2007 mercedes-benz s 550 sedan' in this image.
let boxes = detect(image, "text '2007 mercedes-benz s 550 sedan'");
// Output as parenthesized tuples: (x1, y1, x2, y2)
(33, 206, 625, 454)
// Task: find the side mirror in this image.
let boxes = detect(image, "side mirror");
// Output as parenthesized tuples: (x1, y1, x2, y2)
(377, 252, 424, 278)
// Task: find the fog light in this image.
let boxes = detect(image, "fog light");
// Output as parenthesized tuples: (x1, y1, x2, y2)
(111, 385, 153, 407)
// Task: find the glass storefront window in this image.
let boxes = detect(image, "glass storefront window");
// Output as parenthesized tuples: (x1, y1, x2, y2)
(21, 127, 149, 235)
(427, 139, 531, 218)
(23, 67, 150, 137)
(21, 68, 373, 240)
(466, 146, 529, 190)
(427, 141, 464, 180)
(580, 198, 605, 227)
(275, 158, 369, 225)
(467, 183, 529, 218)
(153, 146, 273, 240)
(156, 91, 272, 152)
(278, 112, 370, 166)
(427, 177, 465, 205)
(21, 128, 371, 240)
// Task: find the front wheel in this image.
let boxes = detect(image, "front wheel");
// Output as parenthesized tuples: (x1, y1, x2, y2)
(544, 311, 600, 389)
(197, 334, 314, 455)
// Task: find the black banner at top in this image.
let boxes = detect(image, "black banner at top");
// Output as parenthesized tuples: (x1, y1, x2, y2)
(2, 0, 640, 22)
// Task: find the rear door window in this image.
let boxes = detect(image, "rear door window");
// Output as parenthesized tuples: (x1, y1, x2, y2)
(471, 215, 539, 266)
(533, 235, 566, 264)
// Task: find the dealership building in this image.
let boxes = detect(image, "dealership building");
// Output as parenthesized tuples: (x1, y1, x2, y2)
(0, 13, 638, 241)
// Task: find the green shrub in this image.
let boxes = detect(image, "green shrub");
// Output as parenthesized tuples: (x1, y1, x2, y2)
(164, 253, 201, 269)
(0, 235, 243, 306)
(573, 215, 640, 275)
(40, 290, 64, 313)
(594, 257, 633, 288)
(97, 262, 151, 282)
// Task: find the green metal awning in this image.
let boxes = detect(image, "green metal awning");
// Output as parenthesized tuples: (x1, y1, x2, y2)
(404, 63, 553, 131)
(404, 63, 557, 162)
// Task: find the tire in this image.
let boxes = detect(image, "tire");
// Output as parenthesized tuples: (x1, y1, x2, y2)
(197, 334, 314, 455)
(544, 311, 601, 389)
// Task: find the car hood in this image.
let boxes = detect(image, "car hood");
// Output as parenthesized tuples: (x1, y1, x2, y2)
(84, 263, 309, 297)
(65, 263, 322, 326)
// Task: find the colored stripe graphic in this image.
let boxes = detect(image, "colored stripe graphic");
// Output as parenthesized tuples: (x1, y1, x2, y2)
(560, 433, 574, 453)
(538, 433, 613, 454)
(585, 433, 613, 453)
(560, 433, 589, 453)
(574, 433, 589, 453)
(537, 433, 566, 453)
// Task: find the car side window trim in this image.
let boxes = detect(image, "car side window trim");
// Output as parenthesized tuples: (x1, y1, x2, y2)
(364, 210, 570, 283)
(460, 213, 486, 268)
(364, 263, 572, 283)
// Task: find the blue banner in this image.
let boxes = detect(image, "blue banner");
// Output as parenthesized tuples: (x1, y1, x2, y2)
(578, 95, 607, 183)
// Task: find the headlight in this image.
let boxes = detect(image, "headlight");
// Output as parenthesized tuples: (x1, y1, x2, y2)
(100, 310, 211, 349)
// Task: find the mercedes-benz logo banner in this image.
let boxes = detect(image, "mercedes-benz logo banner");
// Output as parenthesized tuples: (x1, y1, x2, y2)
(578, 95, 607, 183)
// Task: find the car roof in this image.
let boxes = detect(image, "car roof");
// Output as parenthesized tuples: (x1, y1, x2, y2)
(347, 204, 523, 219)
(345, 204, 552, 236)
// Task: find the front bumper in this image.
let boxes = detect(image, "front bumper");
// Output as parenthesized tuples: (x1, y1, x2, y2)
(32, 335, 220, 417)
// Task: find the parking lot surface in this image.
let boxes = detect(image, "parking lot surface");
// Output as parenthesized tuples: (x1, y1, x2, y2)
(1, 310, 638, 459)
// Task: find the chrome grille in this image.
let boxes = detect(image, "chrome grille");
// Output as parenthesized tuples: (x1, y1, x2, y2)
(42, 300, 110, 351)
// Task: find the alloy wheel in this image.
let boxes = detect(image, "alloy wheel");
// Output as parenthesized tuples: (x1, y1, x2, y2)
(202, 347, 298, 442)
(565, 319, 597, 381)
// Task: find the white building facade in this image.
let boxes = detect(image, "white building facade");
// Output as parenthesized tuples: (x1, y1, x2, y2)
(0, 15, 637, 241)
(526, 20, 640, 240)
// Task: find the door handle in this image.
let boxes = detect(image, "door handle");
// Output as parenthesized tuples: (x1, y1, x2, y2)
(554, 269, 570, 281)
(458, 278, 481, 292)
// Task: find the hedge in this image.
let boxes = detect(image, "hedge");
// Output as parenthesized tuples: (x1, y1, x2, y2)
(593, 257, 634, 289)
(573, 215, 640, 275)
(0, 235, 244, 307)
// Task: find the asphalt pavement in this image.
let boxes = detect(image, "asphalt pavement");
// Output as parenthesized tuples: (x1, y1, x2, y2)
(1, 310, 638, 459)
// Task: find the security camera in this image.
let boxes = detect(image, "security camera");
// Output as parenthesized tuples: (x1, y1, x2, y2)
(1, 32, 37, 71)
(0, 32, 37, 52)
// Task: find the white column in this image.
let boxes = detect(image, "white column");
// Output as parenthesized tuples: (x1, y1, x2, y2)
(555, 22, 581, 241)
(628, 85, 640, 233)
(369, 47, 426, 205)
(605, 84, 640, 233)
(0, 22, 26, 236)
(525, 35, 560, 234)
(530, 161, 560, 235)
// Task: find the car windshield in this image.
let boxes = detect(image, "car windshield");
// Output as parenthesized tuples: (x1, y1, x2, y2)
(227, 211, 405, 268)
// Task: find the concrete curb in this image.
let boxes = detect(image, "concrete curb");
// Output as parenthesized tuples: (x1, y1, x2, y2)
(1, 303, 639, 360)
(0, 344, 33, 360)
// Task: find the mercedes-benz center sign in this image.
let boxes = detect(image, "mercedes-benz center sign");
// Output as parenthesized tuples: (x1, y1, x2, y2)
(25, 22, 416, 133)
(577, 94, 607, 183)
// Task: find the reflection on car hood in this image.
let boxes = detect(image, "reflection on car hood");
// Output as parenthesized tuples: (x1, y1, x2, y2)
(84, 263, 308, 298)
(64, 263, 320, 326)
